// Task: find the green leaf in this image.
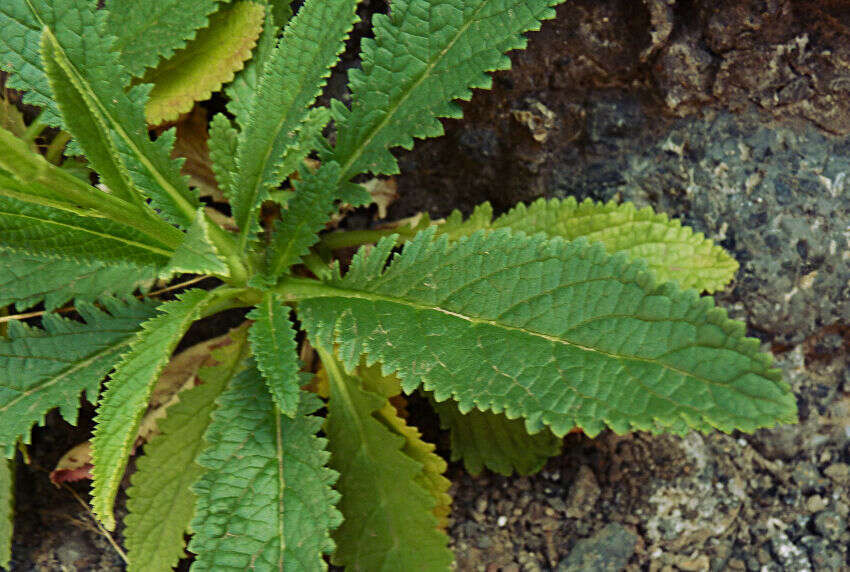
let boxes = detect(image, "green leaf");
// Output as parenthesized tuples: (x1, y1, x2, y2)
(34, 2, 199, 227)
(271, 106, 330, 185)
(0, 459, 11, 570)
(294, 229, 797, 439)
(430, 396, 561, 476)
(124, 324, 250, 572)
(91, 288, 221, 530)
(357, 365, 452, 528)
(225, 9, 278, 130)
(163, 209, 231, 277)
(0, 298, 156, 449)
(142, 1, 267, 125)
(189, 368, 341, 571)
(317, 347, 452, 571)
(207, 113, 239, 201)
(231, 0, 359, 246)
(41, 25, 137, 204)
(441, 198, 739, 293)
(0, 91, 29, 140)
(0, 254, 155, 312)
(263, 162, 340, 281)
(0, 0, 67, 128)
(0, 194, 174, 267)
(329, 0, 560, 181)
(247, 293, 301, 416)
(266, 0, 292, 26)
(105, 0, 221, 78)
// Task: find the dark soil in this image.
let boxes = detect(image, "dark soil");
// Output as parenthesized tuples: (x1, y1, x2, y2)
(8, 1, 850, 570)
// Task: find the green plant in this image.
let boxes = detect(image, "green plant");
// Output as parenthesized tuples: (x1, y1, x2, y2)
(0, 0, 796, 570)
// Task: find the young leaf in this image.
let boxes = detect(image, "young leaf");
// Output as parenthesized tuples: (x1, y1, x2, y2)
(0, 194, 174, 267)
(295, 229, 797, 439)
(34, 1, 199, 227)
(207, 113, 239, 200)
(441, 198, 739, 292)
(189, 368, 341, 571)
(0, 298, 157, 449)
(231, 0, 358, 246)
(124, 324, 250, 572)
(225, 9, 278, 130)
(430, 396, 561, 476)
(0, 459, 10, 570)
(329, 0, 561, 182)
(105, 0, 221, 78)
(162, 209, 231, 277)
(91, 288, 223, 530)
(263, 162, 341, 281)
(247, 293, 301, 416)
(0, 254, 155, 312)
(142, 1, 266, 125)
(317, 347, 452, 570)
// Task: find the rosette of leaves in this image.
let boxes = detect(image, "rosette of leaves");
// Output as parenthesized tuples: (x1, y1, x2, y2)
(0, 0, 796, 570)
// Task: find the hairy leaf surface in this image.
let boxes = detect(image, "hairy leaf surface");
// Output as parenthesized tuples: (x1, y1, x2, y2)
(264, 162, 340, 280)
(430, 396, 561, 475)
(163, 209, 231, 277)
(297, 229, 796, 438)
(0, 298, 156, 450)
(318, 348, 451, 570)
(0, 0, 67, 127)
(142, 1, 266, 125)
(441, 198, 738, 292)
(105, 0, 221, 78)
(231, 0, 358, 245)
(0, 254, 155, 311)
(0, 459, 10, 570)
(330, 0, 560, 181)
(247, 293, 301, 416)
(225, 9, 277, 129)
(189, 368, 340, 571)
(92, 289, 220, 530)
(0, 194, 173, 267)
(124, 324, 250, 572)
(207, 113, 239, 201)
(10, 0, 199, 227)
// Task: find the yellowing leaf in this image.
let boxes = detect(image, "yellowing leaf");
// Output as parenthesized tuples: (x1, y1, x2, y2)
(143, 2, 266, 125)
(50, 441, 93, 484)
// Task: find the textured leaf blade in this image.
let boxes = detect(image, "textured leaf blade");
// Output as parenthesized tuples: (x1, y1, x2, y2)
(317, 347, 452, 571)
(442, 198, 739, 292)
(330, 0, 560, 181)
(231, 0, 358, 244)
(207, 113, 239, 201)
(189, 368, 340, 571)
(41, 26, 136, 203)
(0, 194, 173, 266)
(0, 0, 66, 128)
(163, 209, 231, 277)
(430, 396, 561, 476)
(296, 229, 797, 439)
(247, 293, 300, 416)
(358, 365, 452, 527)
(105, 0, 221, 78)
(0, 254, 155, 312)
(91, 289, 218, 530)
(34, 1, 198, 227)
(0, 298, 156, 450)
(124, 324, 250, 572)
(0, 459, 10, 570)
(225, 9, 278, 130)
(264, 162, 340, 280)
(142, 1, 266, 125)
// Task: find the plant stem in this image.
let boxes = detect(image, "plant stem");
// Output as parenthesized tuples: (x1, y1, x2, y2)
(301, 249, 332, 280)
(320, 226, 415, 250)
(44, 131, 71, 164)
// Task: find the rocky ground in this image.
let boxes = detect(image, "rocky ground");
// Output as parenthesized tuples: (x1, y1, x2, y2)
(8, 0, 850, 570)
